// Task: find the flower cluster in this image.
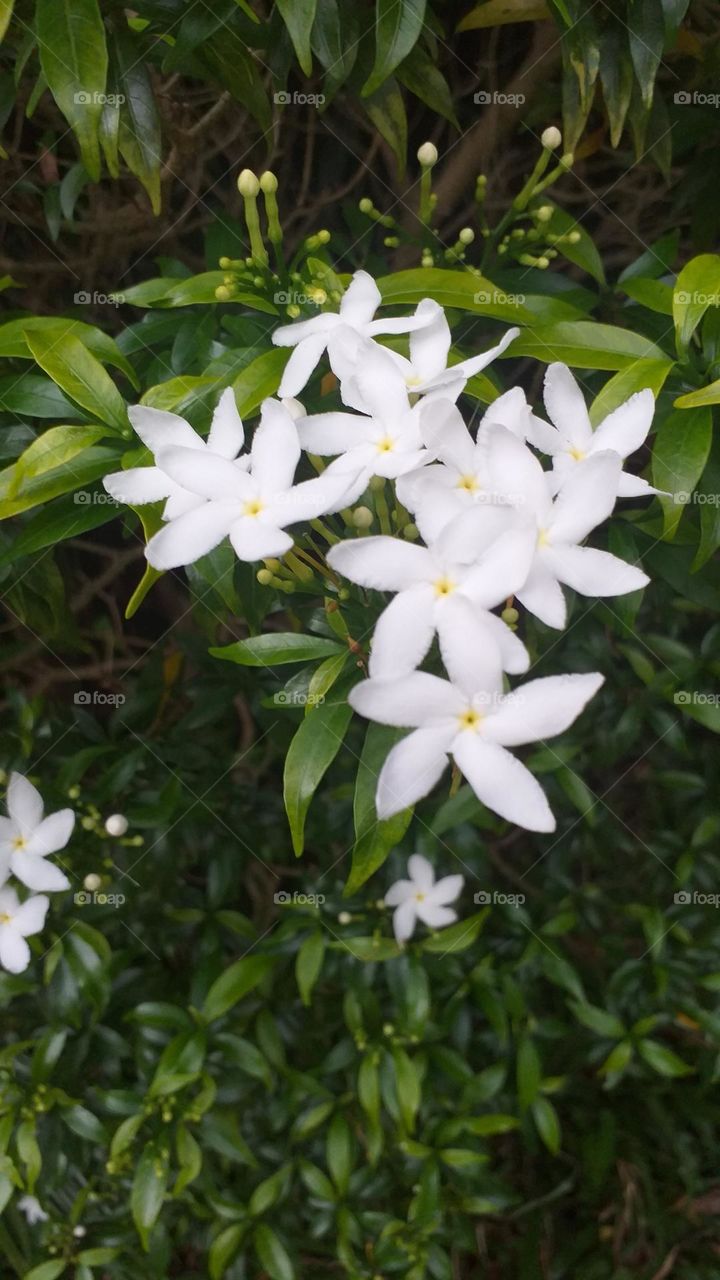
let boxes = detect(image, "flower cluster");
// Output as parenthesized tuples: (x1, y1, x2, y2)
(104, 270, 655, 835)
(0, 773, 73, 973)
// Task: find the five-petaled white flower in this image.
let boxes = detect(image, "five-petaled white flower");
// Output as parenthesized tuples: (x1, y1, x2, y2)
(17, 1195, 49, 1225)
(350, 667, 604, 832)
(104, 388, 247, 519)
(272, 270, 434, 398)
(486, 428, 649, 629)
(328, 506, 534, 678)
(384, 854, 464, 943)
(0, 886, 50, 973)
(0, 772, 73, 891)
(532, 363, 658, 497)
(144, 398, 354, 569)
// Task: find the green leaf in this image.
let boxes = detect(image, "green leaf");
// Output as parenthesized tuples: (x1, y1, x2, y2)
(0, 446, 119, 520)
(295, 932, 325, 1006)
(1, 424, 105, 489)
(326, 1112, 352, 1194)
(131, 1142, 169, 1251)
(392, 1047, 421, 1132)
(210, 632, 344, 667)
(396, 43, 459, 127)
(202, 955, 274, 1022)
(652, 405, 712, 536)
(0, 0, 14, 44)
(311, 0, 358, 100)
(363, 0, 426, 97)
(253, 1224, 295, 1280)
(693, 438, 720, 570)
(378, 268, 534, 323)
(628, 0, 665, 110)
(421, 911, 487, 953)
(364, 77, 407, 176)
(599, 24, 633, 147)
(329, 935, 401, 961)
(276, 0, 317, 75)
(544, 202, 605, 284)
(674, 377, 720, 409)
(209, 1224, 245, 1280)
(532, 1096, 561, 1154)
(0, 316, 137, 385)
(673, 254, 720, 352)
(589, 359, 674, 425)
(36, 0, 108, 179)
(569, 1001, 625, 1038)
(516, 1035, 541, 1110)
(233, 348, 289, 415)
(62, 1105, 106, 1143)
(25, 330, 128, 432)
(458, 0, 549, 28)
(284, 699, 353, 855)
(23, 1264, 67, 1280)
(617, 277, 674, 315)
(637, 1038, 694, 1077)
(507, 321, 667, 369)
(114, 30, 162, 214)
(345, 724, 412, 896)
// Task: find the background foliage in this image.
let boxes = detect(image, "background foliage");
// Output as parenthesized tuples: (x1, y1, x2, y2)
(1, 0, 720, 1277)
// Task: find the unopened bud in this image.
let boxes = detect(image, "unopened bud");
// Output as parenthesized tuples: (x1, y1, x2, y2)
(352, 506, 374, 529)
(237, 168, 260, 197)
(259, 170, 278, 194)
(256, 569, 273, 586)
(214, 285, 231, 301)
(501, 606, 519, 626)
(417, 141, 438, 168)
(105, 813, 128, 837)
(535, 205, 553, 223)
(458, 227, 475, 245)
(358, 197, 373, 214)
(84, 873, 102, 892)
(541, 126, 562, 150)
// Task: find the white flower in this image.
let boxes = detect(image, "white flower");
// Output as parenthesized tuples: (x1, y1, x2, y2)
(17, 1194, 49, 1225)
(145, 398, 354, 569)
(486, 428, 649, 629)
(385, 854, 463, 943)
(0, 773, 72, 891)
(103, 387, 247, 519)
(382, 299, 519, 398)
(0, 887, 50, 973)
(272, 270, 434, 398)
(349, 668, 604, 832)
(327, 506, 535, 678)
(104, 814, 128, 837)
(533, 363, 658, 497)
(396, 393, 536, 542)
(296, 342, 432, 496)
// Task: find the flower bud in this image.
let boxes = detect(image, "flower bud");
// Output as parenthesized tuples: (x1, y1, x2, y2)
(237, 168, 260, 197)
(105, 813, 128, 837)
(256, 569, 274, 586)
(84, 873, 102, 892)
(541, 126, 562, 150)
(535, 205, 553, 223)
(458, 227, 475, 245)
(214, 285, 231, 301)
(259, 170, 278, 194)
(338, 911, 352, 924)
(358, 197, 373, 214)
(352, 506, 374, 529)
(417, 141, 438, 168)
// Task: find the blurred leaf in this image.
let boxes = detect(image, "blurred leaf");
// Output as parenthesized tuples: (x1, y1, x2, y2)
(203, 955, 275, 1022)
(507, 321, 667, 369)
(296, 931, 325, 1006)
(637, 1038, 694, 1076)
(363, 0, 426, 97)
(253, 1224, 295, 1280)
(114, 31, 162, 214)
(346, 724, 412, 895)
(532, 1095, 561, 1154)
(276, 0, 317, 75)
(36, 0, 108, 178)
(364, 77, 408, 176)
(131, 1141, 169, 1250)
(458, 0, 549, 28)
(628, 0, 665, 111)
(284, 699, 352, 855)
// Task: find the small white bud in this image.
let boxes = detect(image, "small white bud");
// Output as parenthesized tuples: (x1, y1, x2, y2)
(338, 911, 352, 925)
(458, 227, 475, 245)
(104, 814, 128, 838)
(84, 873, 102, 892)
(237, 168, 260, 197)
(259, 170, 278, 194)
(417, 141, 438, 168)
(541, 126, 562, 150)
(352, 506, 374, 529)
(73, 1226, 86, 1238)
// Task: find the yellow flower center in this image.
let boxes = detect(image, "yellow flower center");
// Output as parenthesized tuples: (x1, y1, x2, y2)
(569, 446, 586, 461)
(0, 914, 11, 925)
(537, 528, 550, 548)
(376, 437, 395, 453)
(433, 577, 456, 597)
(12, 836, 25, 851)
(457, 474, 479, 492)
(414, 892, 426, 902)
(243, 499, 264, 517)
(458, 709, 482, 731)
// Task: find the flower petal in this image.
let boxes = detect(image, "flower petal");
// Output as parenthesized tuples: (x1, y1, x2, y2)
(420, 399, 476, 472)
(162, 490, 205, 521)
(452, 735, 555, 832)
(156, 447, 252, 501)
(376, 727, 452, 818)
(485, 427, 552, 525)
(416, 902, 458, 929)
(265, 472, 355, 525)
(350, 673, 463, 727)
(616, 471, 660, 498)
(480, 611, 530, 674)
(14, 894, 49, 938)
(24, 809, 74, 856)
(436, 596, 504, 696)
(339, 270, 381, 326)
(297, 412, 369, 455)
(11, 850, 70, 892)
(347, 344, 411, 423)
(146, 502, 237, 570)
(369, 586, 436, 678)
(545, 544, 649, 596)
(450, 326, 519, 381)
(384, 879, 414, 906)
(328, 537, 432, 590)
(408, 853, 435, 890)
(103, 466, 173, 505)
(0, 929, 30, 973)
(433, 504, 520, 564)
(428, 873, 464, 905)
(127, 405, 201, 454)
(229, 519, 293, 561)
(459, 522, 536, 608)
(516, 562, 567, 629)
(592, 388, 654, 457)
(251, 399, 300, 493)
(276, 332, 330, 397)
(408, 300, 450, 382)
(484, 672, 604, 747)
(543, 363, 592, 448)
(207, 387, 244, 458)
(549, 451, 621, 544)
(392, 899, 418, 943)
(7, 773, 43, 834)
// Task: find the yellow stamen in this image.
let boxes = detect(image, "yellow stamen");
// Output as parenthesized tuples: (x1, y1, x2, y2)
(243, 498, 264, 517)
(457, 474, 479, 492)
(0, 913, 11, 925)
(414, 892, 426, 902)
(569, 446, 586, 461)
(12, 836, 25, 851)
(458, 709, 482, 731)
(537, 528, 550, 548)
(376, 437, 395, 453)
(433, 577, 456, 597)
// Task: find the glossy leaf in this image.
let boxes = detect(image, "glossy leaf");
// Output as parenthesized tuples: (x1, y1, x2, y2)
(25, 330, 128, 432)
(284, 699, 352, 855)
(36, 0, 108, 179)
